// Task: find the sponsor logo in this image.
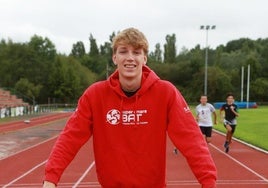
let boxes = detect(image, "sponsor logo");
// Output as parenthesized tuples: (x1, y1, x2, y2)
(106, 109, 120, 125)
(106, 109, 148, 126)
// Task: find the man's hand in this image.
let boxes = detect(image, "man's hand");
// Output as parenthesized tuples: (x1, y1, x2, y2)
(230, 105, 239, 117)
(43, 181, 56, 188)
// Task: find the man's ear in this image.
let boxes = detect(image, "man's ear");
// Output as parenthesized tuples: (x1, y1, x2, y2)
(143, 55, 147, 65)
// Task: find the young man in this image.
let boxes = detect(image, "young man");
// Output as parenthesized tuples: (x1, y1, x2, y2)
(196, 95, 217, 143)
(43, 28, 217, 188)
(220, 93, 239, 153)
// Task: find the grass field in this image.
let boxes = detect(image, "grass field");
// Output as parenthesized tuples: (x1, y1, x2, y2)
(210, 106, 268, 151)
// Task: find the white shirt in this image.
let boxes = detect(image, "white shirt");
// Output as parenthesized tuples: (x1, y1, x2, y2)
(195, 103, 216, 127)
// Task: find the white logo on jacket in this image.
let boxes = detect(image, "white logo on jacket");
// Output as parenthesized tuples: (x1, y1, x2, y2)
(184, 106, 191, 113)
(106, 109, 148, 125)
(106, 109, 120, 125)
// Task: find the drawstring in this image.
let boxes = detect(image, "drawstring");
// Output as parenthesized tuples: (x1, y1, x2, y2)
(134, 94, 139, 127)
(120, 96, 124, 125)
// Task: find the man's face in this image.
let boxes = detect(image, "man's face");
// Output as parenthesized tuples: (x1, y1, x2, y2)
(227, 96, 234, 104)
(113, 45, 147, 80)
(200, 96, 207, 105)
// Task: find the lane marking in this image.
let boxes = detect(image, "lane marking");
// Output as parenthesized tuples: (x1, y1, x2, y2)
(2, 160, 47, 188)
(72, 161, 96, 188)
(210, 143, 268, 183)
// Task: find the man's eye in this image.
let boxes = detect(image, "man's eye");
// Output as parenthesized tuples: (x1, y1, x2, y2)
(134, 51, 141, 55)
(119, 50, 127, 54)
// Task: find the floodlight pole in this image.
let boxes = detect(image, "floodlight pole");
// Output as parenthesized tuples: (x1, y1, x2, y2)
(246, 64, 250, 108)
(200, 25, 216, 95)
(241, 66, 244, 102)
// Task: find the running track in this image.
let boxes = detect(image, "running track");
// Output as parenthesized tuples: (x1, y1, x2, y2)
(0, 113, 267, 188)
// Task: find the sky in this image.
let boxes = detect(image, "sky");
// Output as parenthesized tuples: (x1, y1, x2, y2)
(1, 0, 268, 54)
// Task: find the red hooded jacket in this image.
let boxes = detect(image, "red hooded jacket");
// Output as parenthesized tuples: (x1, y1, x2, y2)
(44, 66, 217, 188)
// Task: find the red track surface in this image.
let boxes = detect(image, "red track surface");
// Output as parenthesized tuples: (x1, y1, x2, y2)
(0, 114, 267, 187)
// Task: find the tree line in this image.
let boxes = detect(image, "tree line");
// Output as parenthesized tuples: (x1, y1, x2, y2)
(0, 32, 267, 105)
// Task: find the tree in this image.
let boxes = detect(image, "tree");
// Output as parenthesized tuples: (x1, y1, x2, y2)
(70, 41, 86, 58)
(14, 78, 42, 104)
(148, 43, 162, 64)
(0, 40, 24, 86)
(81, 34, 104, 75)
(225, 38, 254, 53)
(89, 34, 99, 57)
(251, 78, 268, 101)
(27, 35, 57, 102)
(100, 41, 115, 78)
(164, 34, 176, 63)
(48, 56, 97, 103)
(1, 32, 268, 103)
(28, 35, 56, 60)
(207, 67, 233, 101)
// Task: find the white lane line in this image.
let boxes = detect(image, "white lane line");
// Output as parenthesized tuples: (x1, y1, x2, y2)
(72, 161, 96, 188)
(2, 160, 47, 188)
(210, 143, 268, 183)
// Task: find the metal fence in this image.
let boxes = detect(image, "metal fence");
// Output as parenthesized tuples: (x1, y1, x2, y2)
(0, 103, 76, 119)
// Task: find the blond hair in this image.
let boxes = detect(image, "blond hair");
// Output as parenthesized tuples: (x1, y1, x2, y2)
(112, 28, 149, 55)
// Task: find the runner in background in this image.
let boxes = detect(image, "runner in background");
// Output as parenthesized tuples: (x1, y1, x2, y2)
(196, 95, 217, 143)
(220, 93, 239, 153)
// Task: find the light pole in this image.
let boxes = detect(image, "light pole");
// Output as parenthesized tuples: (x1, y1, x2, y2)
(200, 25, 216, 95)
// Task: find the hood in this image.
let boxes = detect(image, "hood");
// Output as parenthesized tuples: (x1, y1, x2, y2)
(108, 65, 160, 98)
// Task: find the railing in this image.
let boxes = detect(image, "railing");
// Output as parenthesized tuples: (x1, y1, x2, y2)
(0, 103, 77, 119)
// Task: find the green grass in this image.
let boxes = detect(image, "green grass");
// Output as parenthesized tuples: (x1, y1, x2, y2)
(212, 106, 268, 151)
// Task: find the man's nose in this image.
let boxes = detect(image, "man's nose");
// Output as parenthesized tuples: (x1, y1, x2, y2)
(126, 52, 135, 60)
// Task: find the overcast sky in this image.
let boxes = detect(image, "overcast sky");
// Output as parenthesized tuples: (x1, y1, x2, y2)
(1, 0, 268, 54)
